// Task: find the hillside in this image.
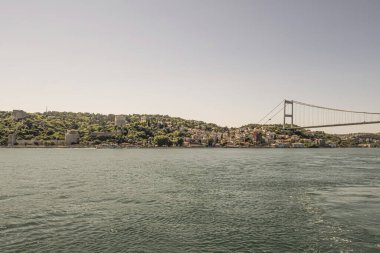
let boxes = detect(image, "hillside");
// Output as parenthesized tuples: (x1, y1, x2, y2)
(0, 111, 224, 147)
(0, 110, 379, 148)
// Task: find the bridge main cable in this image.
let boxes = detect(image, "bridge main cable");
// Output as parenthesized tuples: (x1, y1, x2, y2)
(257, 99, 285, 125)
(292, 100, 380, 115)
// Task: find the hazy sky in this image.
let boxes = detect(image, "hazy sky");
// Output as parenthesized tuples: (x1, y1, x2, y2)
(1, 0, 379, 133)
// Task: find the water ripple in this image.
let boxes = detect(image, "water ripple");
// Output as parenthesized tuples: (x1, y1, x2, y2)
(0, 148, 379, 252)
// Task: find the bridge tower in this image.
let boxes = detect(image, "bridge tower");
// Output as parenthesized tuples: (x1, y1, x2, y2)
(283, 100, 294, 129)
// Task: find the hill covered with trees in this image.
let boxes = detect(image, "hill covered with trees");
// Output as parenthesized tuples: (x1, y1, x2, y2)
(0, 111, 225, 147)
(0, 111, 379, 148)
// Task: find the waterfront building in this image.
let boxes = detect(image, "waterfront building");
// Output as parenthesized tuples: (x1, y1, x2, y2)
(65, 130, 80, 145)
(292, 143, 305, 148)
(252, 131, 262, 143)
(274, 143, 291, 148)
(290, 135, 300, 142)
(8, 134, 16, 147)
(315, 139, 326, 147)
(266, 132, 276, 140)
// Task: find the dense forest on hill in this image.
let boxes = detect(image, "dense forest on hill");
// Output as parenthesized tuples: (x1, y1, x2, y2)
(0, 111, 225, 146)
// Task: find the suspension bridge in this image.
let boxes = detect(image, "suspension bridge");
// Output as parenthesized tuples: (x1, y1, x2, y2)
(258, 100, 380, 130)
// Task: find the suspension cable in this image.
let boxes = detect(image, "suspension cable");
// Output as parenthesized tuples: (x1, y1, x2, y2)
(257, 99, 285, 124)
(263, 105, 284, 125)
(293, 100, 380, 115)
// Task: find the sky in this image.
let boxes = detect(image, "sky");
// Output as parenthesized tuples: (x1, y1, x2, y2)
(1, 0, 379, 133)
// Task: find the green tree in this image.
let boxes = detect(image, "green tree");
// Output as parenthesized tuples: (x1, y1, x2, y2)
(153, 135, 171, 147)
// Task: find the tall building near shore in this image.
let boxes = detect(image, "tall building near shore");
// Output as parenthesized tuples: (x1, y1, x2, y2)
(253, 131, 263, 143)
(65, 130, 80, 145)
(8, 133, 16, 147)
(115, 115, 126, 127)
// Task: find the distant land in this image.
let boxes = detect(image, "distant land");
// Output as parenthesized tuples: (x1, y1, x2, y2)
(1, 110, 379, 148)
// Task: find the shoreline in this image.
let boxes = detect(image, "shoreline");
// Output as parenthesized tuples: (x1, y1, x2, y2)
(1, 145, 378, 149)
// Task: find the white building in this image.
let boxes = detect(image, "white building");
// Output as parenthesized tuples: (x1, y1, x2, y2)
(12, 110, 27, 120)
(8, 134, 16, 147)
(65, 130, 80, 145)
(266, 132, 276, 140)
(292, 143, 305, 148)
(115, 115, 126, 127)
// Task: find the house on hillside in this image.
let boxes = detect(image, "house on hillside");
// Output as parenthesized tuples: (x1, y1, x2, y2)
(12, 110, 27, 120)
(115, 115, 126, 127)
